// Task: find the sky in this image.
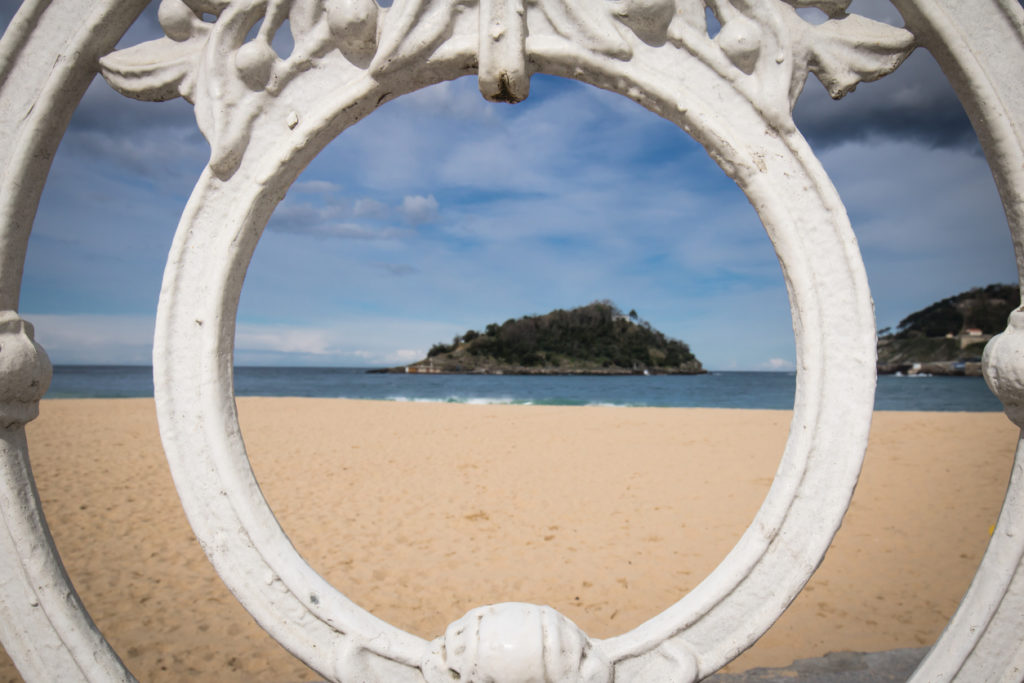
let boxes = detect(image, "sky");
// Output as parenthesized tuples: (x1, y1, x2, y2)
(2, 0, 1018, 370)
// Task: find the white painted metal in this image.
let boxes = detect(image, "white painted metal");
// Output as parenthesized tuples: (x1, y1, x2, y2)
(0, 3, 145, 680)
(892, 4, 1024, 681)
(0, 1, 1022, 681)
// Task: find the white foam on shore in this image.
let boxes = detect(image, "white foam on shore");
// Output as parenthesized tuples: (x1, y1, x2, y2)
(382, 395, 640, 408)
(385, 395, 531, 406)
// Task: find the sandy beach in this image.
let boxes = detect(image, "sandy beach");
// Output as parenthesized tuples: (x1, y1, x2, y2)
(0, 398, 1017, 682)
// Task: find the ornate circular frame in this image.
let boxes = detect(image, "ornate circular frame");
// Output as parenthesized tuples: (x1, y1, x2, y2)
(1, 1, 1023, 682)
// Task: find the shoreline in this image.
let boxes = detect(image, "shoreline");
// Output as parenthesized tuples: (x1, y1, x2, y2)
(368, 366, 708, 375)
(1, 399, 1017, 681)
(32, 393, 1008, 413)
(43, 366, 1005, 412)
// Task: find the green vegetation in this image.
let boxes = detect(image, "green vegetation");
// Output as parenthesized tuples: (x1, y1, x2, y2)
(890, 283, 1018, 339)
(401, 301, 703, 375)
(877, 284, 1018, 373)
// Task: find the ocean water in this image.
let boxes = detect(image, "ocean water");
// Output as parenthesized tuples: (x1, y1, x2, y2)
(44, 365, 1004, 412)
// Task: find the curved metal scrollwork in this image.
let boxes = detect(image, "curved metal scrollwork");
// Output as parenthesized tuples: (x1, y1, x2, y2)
(0, 0, 1023, 681)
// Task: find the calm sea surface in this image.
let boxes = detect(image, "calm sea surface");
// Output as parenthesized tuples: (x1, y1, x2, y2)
(45, 365, 1003, 412)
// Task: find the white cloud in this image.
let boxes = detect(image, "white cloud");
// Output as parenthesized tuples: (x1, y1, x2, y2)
(318, 223, 409, 240)
(235, 325, 332, 355)
(24, 314, 155, 365)
(389, 349, 425, 363)
(268, 198, 410, 240)
(763, 358, 795, 371)
(397, 79, 497, 121)
(230, 317, 469, 367)
(22, 313, 461, 368)
(293, 179, 342, 195)
(271, 200, 346, 228)
(353, 197, 388, 218)
(400, 194, 439, 225)
(351, 348, 423, 364)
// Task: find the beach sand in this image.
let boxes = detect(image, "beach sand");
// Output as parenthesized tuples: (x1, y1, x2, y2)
(0, 398, 1017, 682)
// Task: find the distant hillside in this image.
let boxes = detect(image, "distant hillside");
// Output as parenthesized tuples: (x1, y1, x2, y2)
(381, 301, 704, 375)
(877, 284, 1018, 374)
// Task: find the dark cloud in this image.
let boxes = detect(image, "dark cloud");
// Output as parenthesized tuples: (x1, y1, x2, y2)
(0, 3, 17, 33)
(2, 3, 194, 138)
(19, 1, 197, 144)
(70, 78, 198, 134)
(66, 126, 205, 187)
(793, 46, 976, 151)
(114, 2, 163, 48)
(53, 5, 209, 191)
(57, 78, 208, 193)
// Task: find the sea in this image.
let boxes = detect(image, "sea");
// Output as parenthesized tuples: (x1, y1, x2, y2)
(44, 365, 1004, 412)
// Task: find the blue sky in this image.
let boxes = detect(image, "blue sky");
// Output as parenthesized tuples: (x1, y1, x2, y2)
(3, 0, 1017, 369)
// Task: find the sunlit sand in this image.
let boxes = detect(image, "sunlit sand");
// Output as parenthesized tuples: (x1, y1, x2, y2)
(1, 399, 1015, 682)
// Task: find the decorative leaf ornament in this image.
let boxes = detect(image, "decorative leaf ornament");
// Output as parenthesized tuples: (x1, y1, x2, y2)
(100, 0, 211, 102)
(99, 0, 914, 178)
(788, 11, 917, 99)
(664, 0, 914, 125)
(101, 0, 366, 177)
(535, 0, 633, 58)
(610, 0, 677, 47)
(368, 0, 463, 77)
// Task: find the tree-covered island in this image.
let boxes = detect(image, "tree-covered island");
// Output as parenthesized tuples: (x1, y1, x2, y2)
(373, 301, 704, 375)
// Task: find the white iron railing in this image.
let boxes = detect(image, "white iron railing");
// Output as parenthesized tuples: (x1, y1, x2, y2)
(1, 1, 1023, 680)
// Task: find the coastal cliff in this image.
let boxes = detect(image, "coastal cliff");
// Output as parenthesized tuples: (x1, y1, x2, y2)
(376, 301, 704, 375)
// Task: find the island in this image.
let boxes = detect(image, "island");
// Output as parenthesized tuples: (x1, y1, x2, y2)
(372, 301, 705, 375)
(877, 283, 1018, 376)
